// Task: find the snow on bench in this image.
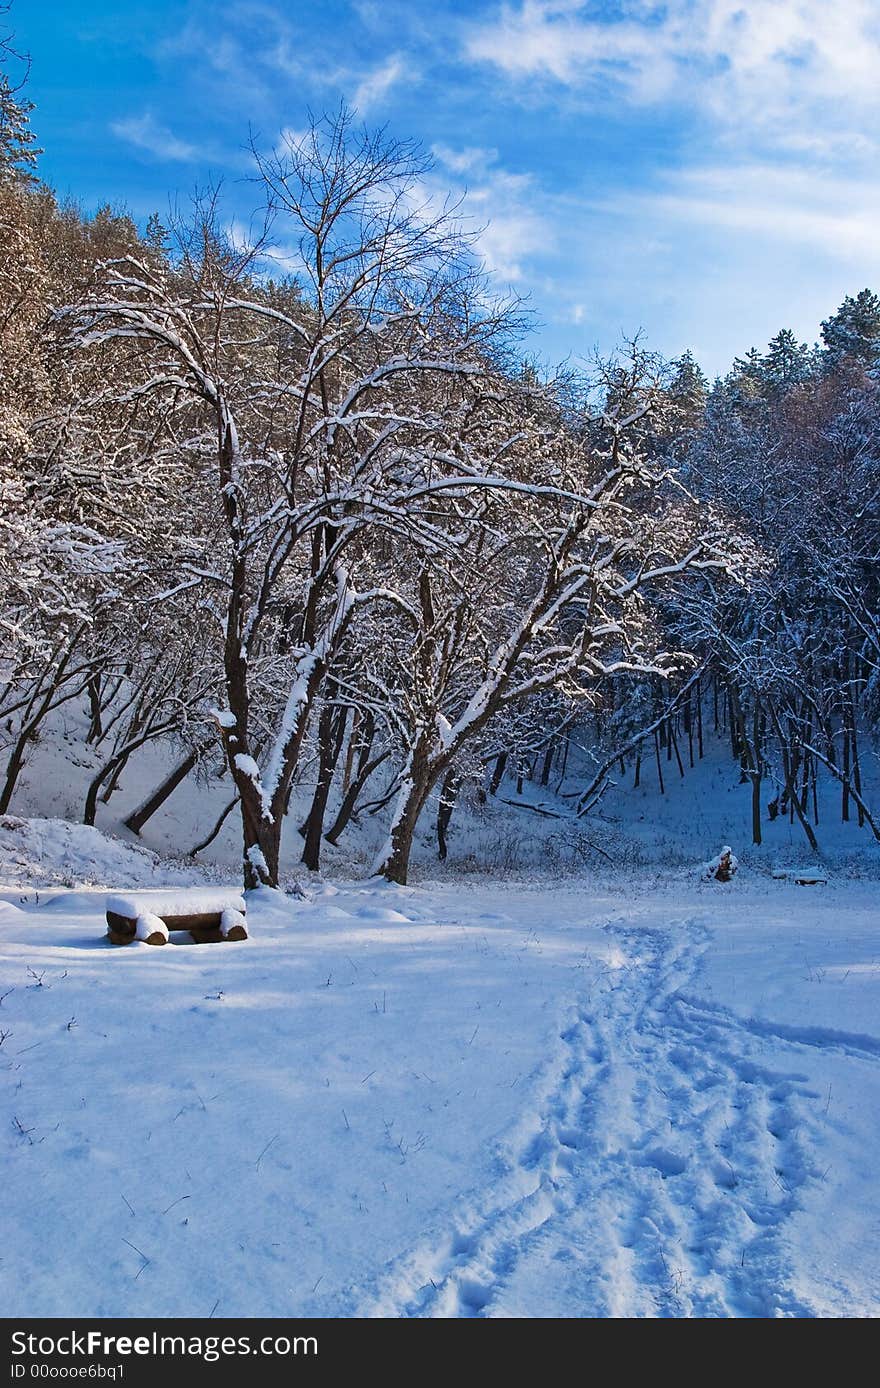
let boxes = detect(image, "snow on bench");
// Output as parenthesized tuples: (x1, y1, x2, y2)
(105, 888, 248, 947)
(771, 867, 829, 886)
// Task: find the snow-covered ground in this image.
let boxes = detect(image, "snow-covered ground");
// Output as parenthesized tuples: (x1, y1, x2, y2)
(1, 813, 878, 1318)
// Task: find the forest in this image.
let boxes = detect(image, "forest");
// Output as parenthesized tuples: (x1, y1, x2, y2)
(2, 54, 879, 890)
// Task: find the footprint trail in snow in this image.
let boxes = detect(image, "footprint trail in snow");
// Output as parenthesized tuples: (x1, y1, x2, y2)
(361, 919, 824, 1318)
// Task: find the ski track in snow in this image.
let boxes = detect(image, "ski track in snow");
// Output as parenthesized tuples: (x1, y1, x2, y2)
(358, 919, 826, 1318)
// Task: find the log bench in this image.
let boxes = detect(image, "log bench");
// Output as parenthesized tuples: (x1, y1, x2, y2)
(105, 889, 248, 946)
(771, 867, 829, 886)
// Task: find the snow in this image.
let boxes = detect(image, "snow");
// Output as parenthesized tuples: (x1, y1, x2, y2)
(233, 753, 266, 818)
(0, 816, 212, 891)
(135, 913, 169, 944)
(1, 818, 878, 1318)
(246, 844, 269, 876)
(233, 755, 261, 781)
(106, 889, 247, 920)
(220, 908, 247, 938)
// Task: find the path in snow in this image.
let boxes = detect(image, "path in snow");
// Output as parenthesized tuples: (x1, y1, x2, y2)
(361, 919, 824, 1318)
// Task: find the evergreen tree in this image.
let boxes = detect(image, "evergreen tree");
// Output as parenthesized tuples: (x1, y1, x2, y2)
(0, 20, 40, 182)
(820, 289, 880, 368)
(668, 350, 709, 430)
(761, 329, 812, 392)
(730, 347, 765, 404)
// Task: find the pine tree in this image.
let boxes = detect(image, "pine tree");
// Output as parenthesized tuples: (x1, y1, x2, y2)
(820, 289, 880, 368)
(762, 329, 811, 392)
(0, 49, 40, 181)
(669, 350, 709, 429)
(730, 347, 765, 403)
(0, 0, 39, 181)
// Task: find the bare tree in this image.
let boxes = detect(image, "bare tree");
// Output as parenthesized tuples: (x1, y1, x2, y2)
(59, 110, 529, 887)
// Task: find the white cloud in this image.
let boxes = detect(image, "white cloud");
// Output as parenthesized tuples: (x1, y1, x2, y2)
(431, 145, 553, 283)
(430, 144, 499, 176)
(111, 114, 199, 163)
(352, 54, 410, 112)
(466, 1, 657, 88)
(461, 0, 880, 339)
(603, 163, 880, 263)
(464, 1, 880, 139)
(465, 177, 550, 282)
(533, 155, 880, 374)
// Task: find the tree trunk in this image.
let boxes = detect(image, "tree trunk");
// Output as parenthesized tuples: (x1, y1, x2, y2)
(124, 748, 199, 835)
(749, 703, 762, 846)
(669, 721, 685, 778)
(86, 673, 103, 744)
(554, 736, 570, 793)
(372, 745, 435, 885)
(769, 705, 819, 854)
(654, 731, 665, 794)
(325, 751, 389, 846)
(340, 709, 360, 793)
(189, 795, 239, 857)
(488, 751, 507, 795)
(848, 699, 865, 828)
(301, 703, 341, 872)
(0, 660, 85, 813)
(436, 767, 459, 861)
(804, 742, 880, 842)
(241, 797, 281, 889)
(684, 693, 694, 767)
(540, 740, 554, 787)
(751, 771, 762, 846)
(84, 723, 176, 827)
(0, 723, 33, 815)
(99, 747, 134, 805)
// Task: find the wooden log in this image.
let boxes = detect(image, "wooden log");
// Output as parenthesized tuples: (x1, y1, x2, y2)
(107, 927, 136, 946)
(106, 915, 167, 946)
(772, 868, 828, 886)
(220, 908, 248, 942)
(162, 910, 228, 933)
(105, 910, 168, 943)
(106, 910, 137, 945)
(138, 925, 168, 946)
(189, 925, 224, 944)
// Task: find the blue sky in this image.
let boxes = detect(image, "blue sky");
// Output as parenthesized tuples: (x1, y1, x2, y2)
(12, 0, 880, 375)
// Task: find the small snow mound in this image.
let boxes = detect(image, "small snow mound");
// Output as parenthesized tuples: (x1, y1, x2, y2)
(44, 891, 108, 913)
(355, 906, 413, 923)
